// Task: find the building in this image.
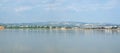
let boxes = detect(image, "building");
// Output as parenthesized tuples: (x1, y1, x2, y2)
(117, 26, 120, 29)
(0, 26, 5, 30)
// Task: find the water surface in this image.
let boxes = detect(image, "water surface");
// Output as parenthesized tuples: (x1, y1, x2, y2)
(0, 29, 120, 53)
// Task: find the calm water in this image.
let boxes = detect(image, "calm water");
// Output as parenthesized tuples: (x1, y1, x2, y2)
(0, 29, 120, 53)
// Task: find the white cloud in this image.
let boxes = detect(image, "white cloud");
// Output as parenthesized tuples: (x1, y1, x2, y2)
(0, 0, 119, 13)
(14, 6, 32, 12)
(41, 0, 119, 12)
(72, 0, 118, 12)
(101, 0, 118, 9)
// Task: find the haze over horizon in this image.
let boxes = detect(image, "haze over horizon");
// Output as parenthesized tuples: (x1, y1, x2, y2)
(0, 0, 120, 24)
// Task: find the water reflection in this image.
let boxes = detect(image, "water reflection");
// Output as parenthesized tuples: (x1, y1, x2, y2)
(0, 29, 120, 53)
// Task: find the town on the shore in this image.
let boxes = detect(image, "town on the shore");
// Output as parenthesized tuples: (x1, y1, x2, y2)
(0, 22, 120, 30)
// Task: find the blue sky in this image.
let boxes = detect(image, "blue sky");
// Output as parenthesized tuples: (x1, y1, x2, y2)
(0, 0, 120, 24)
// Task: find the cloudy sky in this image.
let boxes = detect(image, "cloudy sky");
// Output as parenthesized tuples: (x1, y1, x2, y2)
(0, 0, 120, 24)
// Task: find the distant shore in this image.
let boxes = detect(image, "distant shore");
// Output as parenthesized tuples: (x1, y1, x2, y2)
(0, 22, 120, 30)
(2, 27, 120, 30)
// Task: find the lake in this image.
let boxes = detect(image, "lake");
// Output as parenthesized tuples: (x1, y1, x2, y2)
(0, 29, 120, 53)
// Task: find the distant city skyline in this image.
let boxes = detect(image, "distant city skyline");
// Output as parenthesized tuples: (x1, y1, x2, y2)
(0, 0, 120, 24)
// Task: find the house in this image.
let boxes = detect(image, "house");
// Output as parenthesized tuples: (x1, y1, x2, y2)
(0, 26, 5, 30)
(104, 26, 113, 29)
(117, 26, 120, 29)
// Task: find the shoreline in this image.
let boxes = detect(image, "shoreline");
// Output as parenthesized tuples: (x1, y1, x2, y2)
(3, 28, 120, 30)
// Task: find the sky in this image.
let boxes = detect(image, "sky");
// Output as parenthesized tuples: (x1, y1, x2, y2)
(0, 0, 120, 24)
